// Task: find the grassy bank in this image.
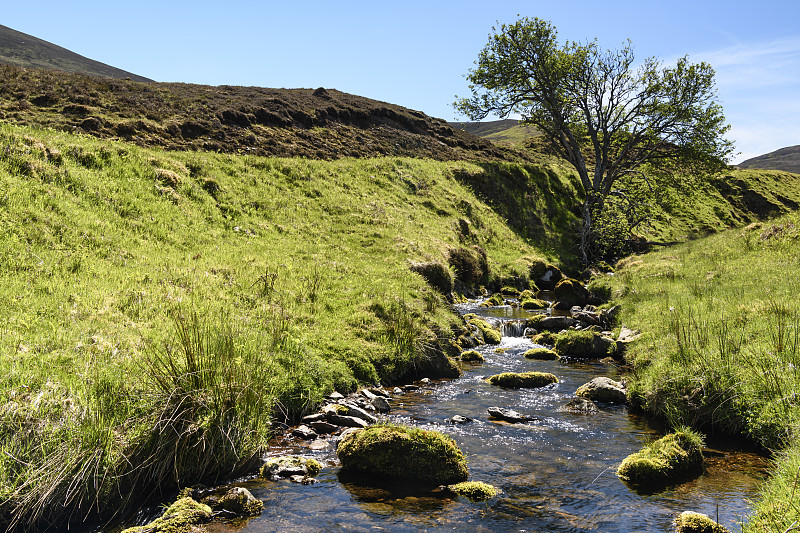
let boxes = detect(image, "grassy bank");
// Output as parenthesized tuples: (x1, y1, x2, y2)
(610, 211, 800, 531)
(0, 122, 568, 529)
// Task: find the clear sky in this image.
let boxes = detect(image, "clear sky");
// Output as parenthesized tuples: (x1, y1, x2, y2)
(3, 0, 799, 163)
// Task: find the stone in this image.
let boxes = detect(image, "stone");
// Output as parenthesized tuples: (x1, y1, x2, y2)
(618, 326, 642, 343)
(448, 415, 472, 424)
(360, 388, 378, 400)
(326, 414, 369, 428)
(460, 349, 484, 362)
(301, 412, 326, 423)
(202, 487, 262, 517)
(487, 406, 534, 423)
(341, 404, 377, 424)
(537, 316, 579, 331)
(575, 377, 627, 404)
(260, 455, 322, 481)
(291, 424, 317, 440)
(121, 497, 211, 533)
(328, 391, 345, 400)
(446, 481, 500, 501)
(554, 330, 617, 359)
(371, 396, 391, 413)
(559, 397, 599, 414)
(523, 347, 559, 360)
(309, 421, 339, 434)
(553, 278, 590, 308)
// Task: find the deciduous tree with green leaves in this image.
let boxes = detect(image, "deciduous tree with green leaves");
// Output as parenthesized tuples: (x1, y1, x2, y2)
(455, 17, 734, 263)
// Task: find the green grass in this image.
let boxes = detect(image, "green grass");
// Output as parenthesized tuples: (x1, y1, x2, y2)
(0, 121, 557, 529)
(608, 212, 800, 531)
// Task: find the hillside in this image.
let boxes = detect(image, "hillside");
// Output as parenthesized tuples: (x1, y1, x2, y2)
(0, 63, 515, 162)
(739, 144, 800, 174)
(0, 24, 151, 82)
(450, 118, 540, 147)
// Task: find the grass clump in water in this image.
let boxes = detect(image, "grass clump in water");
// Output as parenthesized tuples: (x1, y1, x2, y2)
(447, 481, 500, 501)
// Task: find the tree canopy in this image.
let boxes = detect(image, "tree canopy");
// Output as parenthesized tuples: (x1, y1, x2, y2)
(455, 17, 734, 262)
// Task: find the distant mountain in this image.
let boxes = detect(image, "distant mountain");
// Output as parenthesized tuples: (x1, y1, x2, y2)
(450, 119, 540, 147)
(0, 24, 152, 82)
(739, 145, 800, 174)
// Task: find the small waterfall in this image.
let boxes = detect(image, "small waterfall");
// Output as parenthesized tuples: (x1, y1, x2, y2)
(501, 320, 527, 338)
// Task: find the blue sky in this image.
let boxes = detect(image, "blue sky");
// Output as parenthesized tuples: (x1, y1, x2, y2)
(3, 0, 799, 163)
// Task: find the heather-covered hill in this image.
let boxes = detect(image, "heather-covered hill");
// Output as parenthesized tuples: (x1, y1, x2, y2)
(0, 24, 151, 82)
(0, 64, 514, 161)
(738, 144, 800, 174)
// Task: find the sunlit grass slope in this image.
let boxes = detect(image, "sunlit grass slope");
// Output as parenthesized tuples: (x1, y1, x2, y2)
(609, 212, 800, 531)
(0, 122, 566, 529)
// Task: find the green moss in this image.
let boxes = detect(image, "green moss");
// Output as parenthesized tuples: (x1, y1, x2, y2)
(466, 316, 502, 345)
(518, 289, 535, 300)
(447, 481, 500, 501)
(554, 330, 616, 358)
(674, 511, 730, 533)
(587, 277, 614, 302)
(460, 350, 484, 362)
(531, 331, 558, 345)
(337, 424, 468, 485)
(486, 371, 558, 389)
(499, 286, 520, 297)
(523, 347, 559, 360)
(616, 429, 704, 492)
(520, 298, 549, 310)
(121, 497, 211, 533)
(479, 293, 505, 307)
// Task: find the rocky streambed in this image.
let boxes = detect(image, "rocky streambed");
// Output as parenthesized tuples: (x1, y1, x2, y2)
(125, 296, 769, 533)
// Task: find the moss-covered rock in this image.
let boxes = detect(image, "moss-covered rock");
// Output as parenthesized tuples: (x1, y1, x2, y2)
(523, 347, 559, 360)
(553, 277, 590, 308)
(447, 481, 500, 501)
(337, 424, 468, 485)
(465, 315, 501, 345)
(554, 330, 617, 359)
(499, 286, 520, 297)
(486, 371, 558, 389)
(518, 289, 535, 300)
(260, 455, 322, 480)
(201, 487, 263, 517)
(529, 261, 562, 290)
(409, 261, 453, 296)
(674, 511, 730, 533)
(530, 331, 558, 345)
(479, 293, 505, 307)
(616, 429, 705, 492)
(460, 349, 484, 362)
(520, 298, 549, 310)
(121, 497, 212, 533)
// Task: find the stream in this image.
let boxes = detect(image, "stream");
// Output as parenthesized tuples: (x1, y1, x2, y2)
(204, 300, 767, 532)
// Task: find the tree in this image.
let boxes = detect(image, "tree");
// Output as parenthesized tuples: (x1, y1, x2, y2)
(455, 17, 734, 263)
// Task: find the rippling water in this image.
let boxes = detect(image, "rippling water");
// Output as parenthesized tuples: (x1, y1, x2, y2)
(205, 303, 768, 533)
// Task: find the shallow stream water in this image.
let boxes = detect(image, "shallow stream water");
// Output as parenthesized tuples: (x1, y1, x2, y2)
(204, 302, 767, 533)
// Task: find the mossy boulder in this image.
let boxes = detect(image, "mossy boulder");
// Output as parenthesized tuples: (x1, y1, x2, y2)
(121, 497, 212, 533)
(337, 425, 468, 485)
(409, 261, 453, 296)
(529, 260, 563, 290)
(587, 277, 614, 303)
(486, 371, 558, 389)
(499, 286, 520, 297)
(554, 330, 617, 359)
(201, 487, 263, 517)
(518, 289, 535, 300)
(616, 429, 705, 492)
(553, 277, 590, 309)
(479, 293, 505, 307)
(523, 347, 559, 360)
(531, 331, 558, 345)
(447, 481, 500, 501)
(460, 349, 484, 362)
(520, 298, 549, 310)
(674, 511, 730, 533)
(260, 455, 322, 480)
(465, 315, 501, 345)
